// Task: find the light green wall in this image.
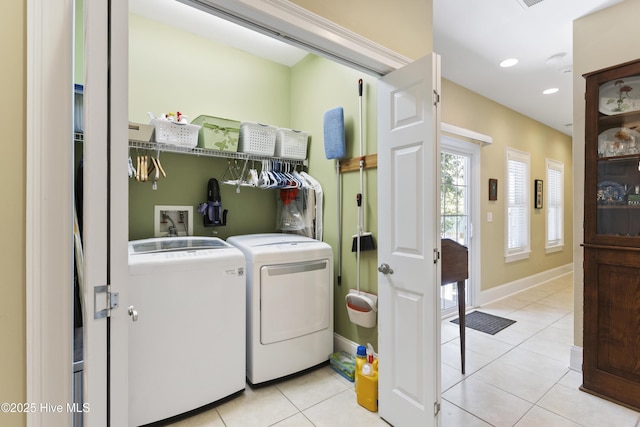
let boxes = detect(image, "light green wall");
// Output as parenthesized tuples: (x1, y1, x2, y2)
(441, 79, 573, 291)
(573, 0, 640, 347)
(128, 14, 293, 240)
(290, 54, 379, 347)
(1, 2, 26, 426)
(128, 14, 291, 125)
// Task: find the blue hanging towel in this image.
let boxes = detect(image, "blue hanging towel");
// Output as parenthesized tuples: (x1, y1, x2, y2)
(323, 107, 346, 160)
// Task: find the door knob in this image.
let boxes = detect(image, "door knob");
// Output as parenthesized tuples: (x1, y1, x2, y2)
(128, 305, 139, 322)
(378, 263, 394, 275)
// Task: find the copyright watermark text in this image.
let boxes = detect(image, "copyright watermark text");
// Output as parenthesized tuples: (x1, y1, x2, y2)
(1, 402, 90, 414)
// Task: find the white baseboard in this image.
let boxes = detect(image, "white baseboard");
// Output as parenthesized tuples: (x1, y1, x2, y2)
(334, 333, 359, 355)
(570, 346, 583, 372)
(477, 263, 573, 306)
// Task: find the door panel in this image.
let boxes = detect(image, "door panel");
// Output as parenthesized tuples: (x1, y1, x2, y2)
(82, 1, 110, 424)
(378, 54, 441, 427)
(108, 0, 130, 424)
(392, 144, 424, 255)
(83, 1, 129, 425)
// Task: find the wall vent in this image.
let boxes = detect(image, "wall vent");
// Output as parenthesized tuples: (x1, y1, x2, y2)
(515, 0, 544, 9)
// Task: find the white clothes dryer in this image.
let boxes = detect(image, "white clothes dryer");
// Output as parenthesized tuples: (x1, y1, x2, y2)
(127, 237, 245, 426)
(227, 234, 334, 385)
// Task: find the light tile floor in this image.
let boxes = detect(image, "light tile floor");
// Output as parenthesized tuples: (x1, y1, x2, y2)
(167, 273, 640, 426)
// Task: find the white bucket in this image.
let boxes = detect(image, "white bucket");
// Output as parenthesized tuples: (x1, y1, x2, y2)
(346, 290, 377, 328)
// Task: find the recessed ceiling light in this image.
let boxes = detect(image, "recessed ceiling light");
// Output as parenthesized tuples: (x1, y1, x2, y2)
(543, 88, 559, 95)
(546, 52, 567, 64)
(500, 58, 519, 68)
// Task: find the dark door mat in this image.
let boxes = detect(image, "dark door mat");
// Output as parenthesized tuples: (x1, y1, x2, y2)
(451, 310, 516, 335)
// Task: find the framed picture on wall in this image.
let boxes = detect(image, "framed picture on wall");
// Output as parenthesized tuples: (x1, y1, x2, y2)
(535, 179, 543, 209)
(489, 178, 497, 201)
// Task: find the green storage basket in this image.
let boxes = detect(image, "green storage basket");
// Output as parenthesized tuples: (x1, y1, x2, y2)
(192, 115, 240, 152)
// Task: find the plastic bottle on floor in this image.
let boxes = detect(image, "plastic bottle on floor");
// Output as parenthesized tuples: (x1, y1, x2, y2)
(355, 345, 367, 387)
(356, 351, 378, 412)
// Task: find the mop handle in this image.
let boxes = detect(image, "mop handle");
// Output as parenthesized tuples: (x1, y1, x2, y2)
(336, 160, 342, 285)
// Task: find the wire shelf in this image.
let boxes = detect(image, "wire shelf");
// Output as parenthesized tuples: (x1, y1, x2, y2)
(128, 139, 307, 167)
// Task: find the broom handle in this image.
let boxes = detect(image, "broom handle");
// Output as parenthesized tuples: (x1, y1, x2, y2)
(358, 79, 365, 236)
(356, 79, 364, 293)
(358, 79, 364, 161)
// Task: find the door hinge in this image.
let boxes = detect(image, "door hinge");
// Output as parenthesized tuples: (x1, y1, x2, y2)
(94, 285, 119, 319)
(433, 248, 440, 264)
(433, 90, 440, 106)
(434, 401, 441, 416)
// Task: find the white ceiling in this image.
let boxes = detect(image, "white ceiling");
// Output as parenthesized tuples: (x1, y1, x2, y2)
(434, 0, 622, 136)
(130, 0, 623, 136)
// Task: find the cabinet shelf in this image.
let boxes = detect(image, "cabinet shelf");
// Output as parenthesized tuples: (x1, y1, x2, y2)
(598, 110, 640, 128)
(128, 139, 307, 167)
(597, 153, 640, 161)
(597, 204, 640, 209)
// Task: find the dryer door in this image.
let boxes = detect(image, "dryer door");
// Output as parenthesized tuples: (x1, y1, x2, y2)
(260, 259, 330, 344)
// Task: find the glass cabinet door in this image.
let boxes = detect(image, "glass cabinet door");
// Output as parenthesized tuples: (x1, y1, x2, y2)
(585, 60, 640, 245)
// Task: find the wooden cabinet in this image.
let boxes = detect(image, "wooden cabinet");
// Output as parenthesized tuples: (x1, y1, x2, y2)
(582, 58, 640, 410)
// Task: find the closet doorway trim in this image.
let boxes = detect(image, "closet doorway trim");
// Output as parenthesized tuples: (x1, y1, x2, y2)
(177, 0, 411, 76)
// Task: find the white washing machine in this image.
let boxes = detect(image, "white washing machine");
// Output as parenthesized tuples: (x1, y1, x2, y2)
(127, 237, 245, 426)
(227, 233, 334, 385)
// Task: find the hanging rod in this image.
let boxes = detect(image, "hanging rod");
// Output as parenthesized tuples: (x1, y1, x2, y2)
(128, 139, 307, 167)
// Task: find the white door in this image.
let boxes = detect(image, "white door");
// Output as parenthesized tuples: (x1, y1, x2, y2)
(83, 1, 129, 425)
(377, 54, 441, 426)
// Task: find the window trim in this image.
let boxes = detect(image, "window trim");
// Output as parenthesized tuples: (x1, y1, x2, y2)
(545, 158, 564, 253)
(504, 148, 531, 263)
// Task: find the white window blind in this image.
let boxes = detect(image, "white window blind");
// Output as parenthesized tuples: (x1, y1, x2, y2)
(546, 159, 564, 252)
(505, 148, 530, 262)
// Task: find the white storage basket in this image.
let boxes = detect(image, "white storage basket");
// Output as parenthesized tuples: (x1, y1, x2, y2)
(151, 119, 200, 148)
(275, 128, 309, 159)
(238, 122, 277, 156)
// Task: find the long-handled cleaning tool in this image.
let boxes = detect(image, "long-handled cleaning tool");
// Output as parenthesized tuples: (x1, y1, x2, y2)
(345, 79, 377, 324)
(352, 79, 376, 253)
(323, 106, 346, 284)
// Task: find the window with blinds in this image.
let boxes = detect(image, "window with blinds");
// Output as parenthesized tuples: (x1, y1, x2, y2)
(546, 159, 564, 252)
(505, 148, 531, 262)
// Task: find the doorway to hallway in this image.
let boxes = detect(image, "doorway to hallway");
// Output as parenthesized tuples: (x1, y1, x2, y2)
(440, 136, 480, 316)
